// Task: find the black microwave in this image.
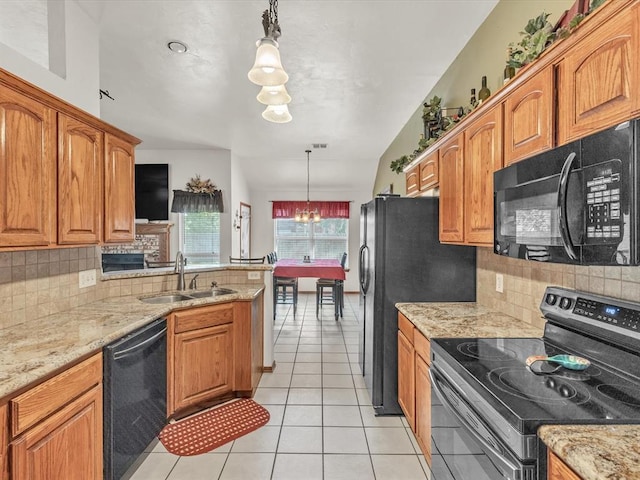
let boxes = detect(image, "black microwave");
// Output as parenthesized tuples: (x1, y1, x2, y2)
(494, 120, 639, 265)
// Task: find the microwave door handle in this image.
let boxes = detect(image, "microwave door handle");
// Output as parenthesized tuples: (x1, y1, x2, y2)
(557, 151, 579, 261)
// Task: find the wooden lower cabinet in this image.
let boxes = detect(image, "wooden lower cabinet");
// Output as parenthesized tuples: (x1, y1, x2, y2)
(398, 312, 432, 466)
(9, 353, 103, 480)
(414, 333, 431, 465)
(168, 294, 265, 418)
(548, 450, 581, 480)
(0, 404, 8, 480)
(397, 325, 415, 431)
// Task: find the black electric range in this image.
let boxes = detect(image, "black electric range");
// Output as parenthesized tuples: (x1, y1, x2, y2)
(430, 286, 640, 480)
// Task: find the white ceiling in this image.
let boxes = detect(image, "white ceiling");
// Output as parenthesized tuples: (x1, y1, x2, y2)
(77, 0, 498, 194)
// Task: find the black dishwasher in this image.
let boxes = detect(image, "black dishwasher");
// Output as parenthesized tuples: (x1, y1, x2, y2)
(103, 318, 167, 480)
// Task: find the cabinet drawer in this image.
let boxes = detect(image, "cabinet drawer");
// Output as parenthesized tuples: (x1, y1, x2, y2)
(414, 332, 430, 365)
(10, 353, 102, 437)
(174, 303, 234, 334)
(398, 313, 414, 345)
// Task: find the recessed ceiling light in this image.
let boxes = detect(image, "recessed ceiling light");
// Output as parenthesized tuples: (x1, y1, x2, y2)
(167, 41, 188, 54)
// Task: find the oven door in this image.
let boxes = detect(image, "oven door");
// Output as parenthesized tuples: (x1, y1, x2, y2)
(429, 367, 537, 480)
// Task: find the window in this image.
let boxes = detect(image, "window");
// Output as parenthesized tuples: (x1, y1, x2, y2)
(179, 212, 220, 264)
(274, 218, 348, 264)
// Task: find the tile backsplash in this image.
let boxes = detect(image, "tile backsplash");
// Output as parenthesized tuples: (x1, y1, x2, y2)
(0, 247, 264, 330)
(477, 247, 640, 330)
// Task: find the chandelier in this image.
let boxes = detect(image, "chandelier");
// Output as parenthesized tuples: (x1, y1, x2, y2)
(295, 150, 320, 223)
(248, 0, 292, 123)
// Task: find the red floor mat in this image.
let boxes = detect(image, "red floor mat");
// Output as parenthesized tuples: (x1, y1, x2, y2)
(159, 399, 270, 456)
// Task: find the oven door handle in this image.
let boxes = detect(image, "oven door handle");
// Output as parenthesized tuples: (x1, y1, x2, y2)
(557, 151, 579, 261)
(429, 368, 523, 479)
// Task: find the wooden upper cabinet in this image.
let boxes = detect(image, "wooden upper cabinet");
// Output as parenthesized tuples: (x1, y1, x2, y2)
(464, 106, 502, 246)
(104, 134, 135, 243)
(438, 133, 464, 243)
(0, 85, 56, 247)
(405, 164, 419, 197)
(419, 151, 439, 191)
(557, 4, 637, 144)
(503, 65, 554, 165)
(58, 114, 103, 245)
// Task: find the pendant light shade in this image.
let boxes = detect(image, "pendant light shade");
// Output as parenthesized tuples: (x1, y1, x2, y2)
(257, 84, 291, 105)
(248, 38, 289, 86)
(262, 104, 292, 123)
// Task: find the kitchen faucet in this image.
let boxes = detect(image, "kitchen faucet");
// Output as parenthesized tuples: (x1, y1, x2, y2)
(175, 251, 186, 291)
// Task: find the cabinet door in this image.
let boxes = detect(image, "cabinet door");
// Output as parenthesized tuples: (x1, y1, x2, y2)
(503, 65, 554, 166)
(547, 451, 581, 480)
(405, 164, 419, 197)
(0, 85, 56, 247)
(104, 134, 135, 243)
(11, 385, 103, 480)
(415, 354, 432, 467)
(172, 323, 234, 414)
(557, 5, 636, 144)
(58, 114, 103, 244)
(438, 133, 465, 243)
(0, 404, 7, 480)
(419, 151, 439, 191)
(397, 329, 415, 432)
(464, 106, 502, 246)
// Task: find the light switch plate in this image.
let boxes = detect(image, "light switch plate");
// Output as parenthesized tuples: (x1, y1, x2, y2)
(79, 269, 96, 288)
(248, 271, 261, 280)
(495, 273, 504, 293)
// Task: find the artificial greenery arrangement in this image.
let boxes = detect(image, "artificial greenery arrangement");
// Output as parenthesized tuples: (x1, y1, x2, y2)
(390, 96, 468, 174)
(185, 174, 218, 194)
(508, 0, 607, 69)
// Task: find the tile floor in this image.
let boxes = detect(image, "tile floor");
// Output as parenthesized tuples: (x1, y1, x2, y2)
(127, 293, 502, 480)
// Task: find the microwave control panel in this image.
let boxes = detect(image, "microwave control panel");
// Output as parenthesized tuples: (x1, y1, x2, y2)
(584, 160, 623, 244)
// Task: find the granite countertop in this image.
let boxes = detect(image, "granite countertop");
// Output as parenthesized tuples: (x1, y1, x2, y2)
(539, 424, 640, 480)
(396, 302, 544, 339)
(0, 285, 263, 401)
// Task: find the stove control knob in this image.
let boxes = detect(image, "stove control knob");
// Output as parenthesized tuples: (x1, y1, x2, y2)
(545, 293, 558, 305)
(559, 297, 573, 310)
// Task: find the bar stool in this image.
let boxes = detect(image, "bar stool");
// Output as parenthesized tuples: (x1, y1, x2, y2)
(267, 252, 298, 319)
(316, 252, 347, 320)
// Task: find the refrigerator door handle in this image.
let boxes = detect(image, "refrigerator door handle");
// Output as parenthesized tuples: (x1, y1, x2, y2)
(359, 244, 370, 294)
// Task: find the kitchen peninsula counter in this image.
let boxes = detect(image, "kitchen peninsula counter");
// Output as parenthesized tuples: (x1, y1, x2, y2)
(396, 302, 544, 339)
(0, 285, 263, 401)
(539, 424, 640, 480)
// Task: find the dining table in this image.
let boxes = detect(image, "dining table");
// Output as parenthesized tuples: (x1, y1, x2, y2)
(273, 259, 346, 319)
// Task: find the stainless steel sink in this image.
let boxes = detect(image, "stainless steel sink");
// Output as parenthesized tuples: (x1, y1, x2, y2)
(139, 294, 194, 304)
(189, 288, 237, 298)
(139, 288, 237, 303)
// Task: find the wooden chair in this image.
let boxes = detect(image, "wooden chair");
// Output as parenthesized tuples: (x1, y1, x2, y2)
(267, 252, 298, 319)
(316, 252, 347, 320)
(229, 256, 265, 264)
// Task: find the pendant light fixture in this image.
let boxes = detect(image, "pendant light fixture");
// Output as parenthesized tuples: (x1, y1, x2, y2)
(295, 150, 320, 223)
(248, 0, 292, 123)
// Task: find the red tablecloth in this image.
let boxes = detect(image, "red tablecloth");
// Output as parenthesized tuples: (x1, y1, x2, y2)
(273, 259, 345, 280)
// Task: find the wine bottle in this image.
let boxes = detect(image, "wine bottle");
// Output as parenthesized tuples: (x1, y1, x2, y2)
(478, 76, 490, 104)
(470, 88, 477, 108)
(503, 48, 516, 84)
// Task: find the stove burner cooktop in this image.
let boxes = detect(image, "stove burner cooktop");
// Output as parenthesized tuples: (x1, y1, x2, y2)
(432, 336, 640, 433)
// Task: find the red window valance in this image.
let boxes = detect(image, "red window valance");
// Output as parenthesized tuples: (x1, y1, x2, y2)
(272, 201, 350, 219)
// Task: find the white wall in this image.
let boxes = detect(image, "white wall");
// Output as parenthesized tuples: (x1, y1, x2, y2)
(250, 188, 372, 293)
(136, 149, 232, 261)
(230, 152, 252, 258)
(0, 0, 100, 116)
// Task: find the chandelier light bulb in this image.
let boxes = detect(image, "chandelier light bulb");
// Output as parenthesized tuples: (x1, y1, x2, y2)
(257, 84, 292, 105)
(262, 104, 292, 123)
(248, 38, 289, 86)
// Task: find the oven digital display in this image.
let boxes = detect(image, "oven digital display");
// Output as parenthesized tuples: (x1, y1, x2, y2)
(604, 306, 620, 316)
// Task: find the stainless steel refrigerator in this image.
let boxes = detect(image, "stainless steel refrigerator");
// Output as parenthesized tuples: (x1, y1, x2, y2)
(358, 196, 476, 415)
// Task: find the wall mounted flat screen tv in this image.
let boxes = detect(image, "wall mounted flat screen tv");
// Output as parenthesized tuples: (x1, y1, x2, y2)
(135, 164, 169, 221)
